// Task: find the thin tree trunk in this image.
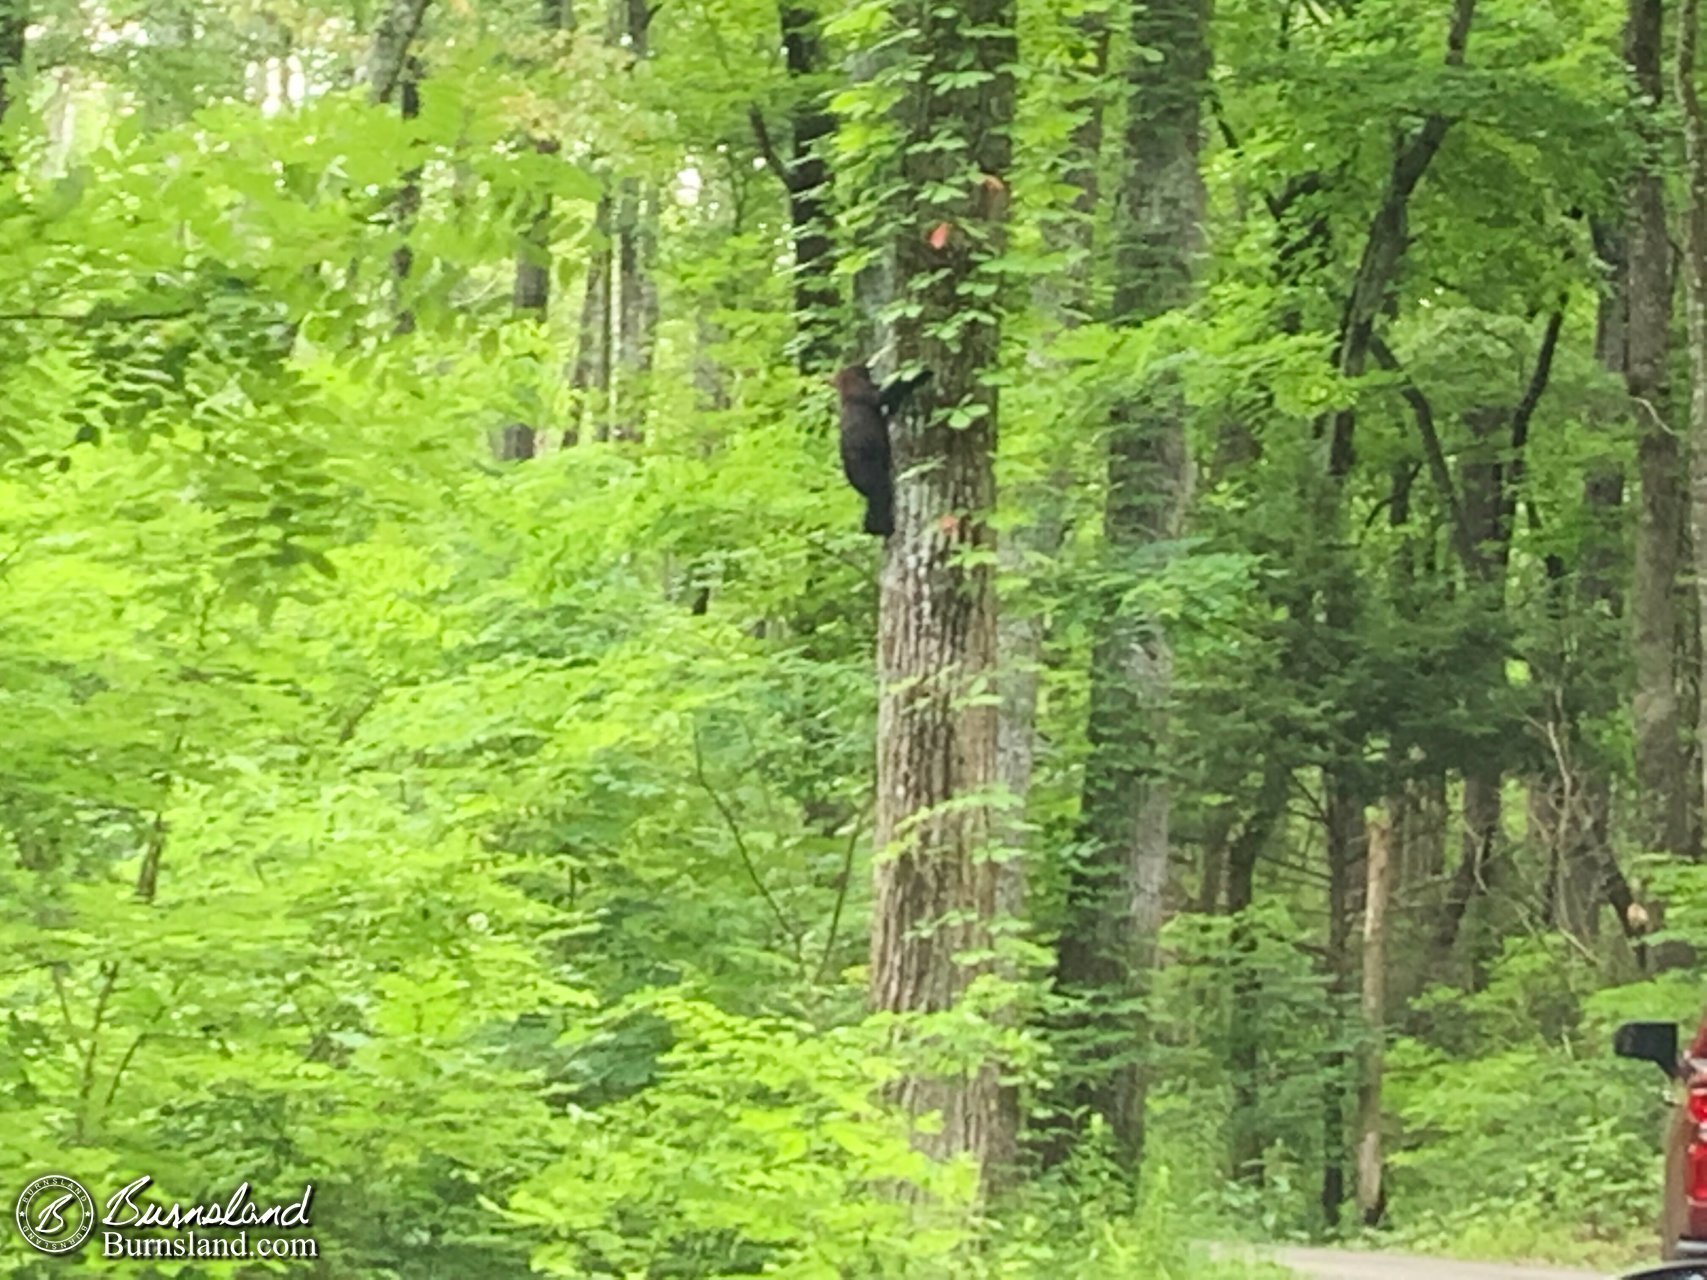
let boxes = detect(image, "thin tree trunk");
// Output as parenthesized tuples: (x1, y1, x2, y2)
(390, 63, 422, 337)
(868, 0, 1019, 1195)
(1196, 805, 1234, 913)
(1305, 5, 1475, 1230)
(1320, 778, 1362, 1230)
(569, 194, 613, 444)
(600, 0, 656, 441)
(780, 6, 836, 368)
(1004, 5, 1109, 1168)
(496, 0, 573, 461)
(750, 5, 839, 369)
(1355, 816, 1393, 1226)
(1681, 564, 1702, 856)
(1438, 775, 1499, 969)
(1406, 770, 1447, 890)
(997, 3, 1107, 841)
(1225, 762, 1288, 1184)
(1051, 0, 1206, 1175)
(367, 0, 431, 337)
(1548, 221, 1627, 931)
(499, 137, 557, 461)
(613, 176, 656, 439)
(500, 209, 549, 457)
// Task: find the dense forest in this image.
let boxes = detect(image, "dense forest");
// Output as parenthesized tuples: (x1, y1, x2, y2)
(1, 0, 1704, 1274)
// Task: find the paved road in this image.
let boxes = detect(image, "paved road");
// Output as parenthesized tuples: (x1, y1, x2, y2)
(1266, 1246, 1612, 1280)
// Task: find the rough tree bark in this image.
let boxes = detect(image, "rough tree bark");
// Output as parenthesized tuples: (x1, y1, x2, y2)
(1051, 0, 1207, 1174)
(1681, 0, 1707, 859)
(868, 0, 1018, 1194)
(1628, 0, 1689, 857)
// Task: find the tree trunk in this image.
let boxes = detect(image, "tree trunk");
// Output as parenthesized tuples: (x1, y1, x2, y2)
(1225, 761, 1288, 1184)
(613, 177, 656, 440)
(1196, 805, 1234, 913)
(996, 2, 1107, 924)
(1007, 2, 1109, 1169)
(1628, 0, 1689, 856)
(1306, 11, 1473, 1220)
(1437, 773, 1500, 975)
(1355, 816, 1393, 1226)
(756, 4, 840, 370)
(868, 0, 1019, 1194)
(1050, 0, 1206, 1175)
(366, 0, 431, 337)
(367, 0, 431, 107)
(500, 142, 556, 460)
(1405, 770, 1447, 890)
(386, 62, 423, 338)
(1681, 568, 1703, 856)
(1681, 0, 1707, 868)
(610, 0, 656, 441)
(0, 0, 28, 168)
(1320, 777, 1362, 1230)
(569, 195, 613, 445)
(496, 0, 574, 461)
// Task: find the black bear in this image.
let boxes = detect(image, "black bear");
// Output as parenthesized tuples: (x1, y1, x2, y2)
(831, 365, 931, 537)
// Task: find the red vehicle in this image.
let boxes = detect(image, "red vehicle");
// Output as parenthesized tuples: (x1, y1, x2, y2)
(1619, 1019, 1707, 1259)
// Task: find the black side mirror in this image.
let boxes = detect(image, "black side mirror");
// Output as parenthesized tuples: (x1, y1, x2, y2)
(1622, 1267, 1707, 1280)
(1615, 1020, 1680, 1076)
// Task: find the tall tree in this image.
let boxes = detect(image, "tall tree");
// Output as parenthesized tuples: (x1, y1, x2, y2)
(1627, 0, 1690, 857)
(749, 3, 839, 370)
(1682, 0, 1707, 851)
(1354, 815, 1394, 1225)
(1051, 0, 1208, 1172)
(611, 0, 657, 441)
(569, 194, 613, 444)
(866, 0, 1019, 1191)
(1313, 0, 1475, 1224)
(498, 0, 576, 461)
(368, 0, 431, 338)
(997, 2, 1109, 1023)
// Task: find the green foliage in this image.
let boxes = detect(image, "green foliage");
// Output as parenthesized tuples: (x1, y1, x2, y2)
(0, 0, 1690, 1274)
(1375, 938, 1674, 1265)
(514, 994, 979, 1278)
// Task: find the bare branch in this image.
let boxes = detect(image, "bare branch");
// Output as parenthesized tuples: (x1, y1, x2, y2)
(0, 307, 198, 324)
(747, 104, 796, 193)
(690, 726, 805, 970)
(1367, 333, 1487, 579)
(1502, 307, 1565, 538)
